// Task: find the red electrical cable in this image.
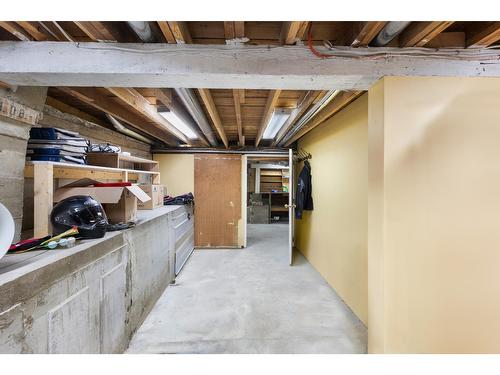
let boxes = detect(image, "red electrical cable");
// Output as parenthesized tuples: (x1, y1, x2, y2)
(307, 32, 332, 59)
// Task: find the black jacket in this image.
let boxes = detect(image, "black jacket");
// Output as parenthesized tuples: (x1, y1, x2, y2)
(295, 160, 313, 219)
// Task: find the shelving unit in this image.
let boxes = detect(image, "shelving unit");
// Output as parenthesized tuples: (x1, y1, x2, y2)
(86, 152, 159, 172)
(24, 161, 161, 237)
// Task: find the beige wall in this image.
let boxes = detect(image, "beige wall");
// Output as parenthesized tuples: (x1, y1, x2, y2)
(296, 94, 368, 325)
(368, 77, 500, 353)
(153, 154, 194, 197)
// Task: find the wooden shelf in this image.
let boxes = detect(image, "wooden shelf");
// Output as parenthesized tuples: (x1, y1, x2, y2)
(87, 152, 159, 172)
(24, 161, 161, 237)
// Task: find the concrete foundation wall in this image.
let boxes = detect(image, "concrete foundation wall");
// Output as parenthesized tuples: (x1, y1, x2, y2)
(0, 87, 47, 241)
(0, 206, 187, 353)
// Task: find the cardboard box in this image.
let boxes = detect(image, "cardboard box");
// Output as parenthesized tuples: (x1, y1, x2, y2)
(54, 179, 151, 224)
(138, 184, 165, 210)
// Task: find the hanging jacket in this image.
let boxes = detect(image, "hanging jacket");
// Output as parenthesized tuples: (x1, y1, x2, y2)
(295, 160, 313, 219)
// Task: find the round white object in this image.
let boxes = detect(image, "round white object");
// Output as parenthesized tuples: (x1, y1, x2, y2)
(0, 203, 15, 260)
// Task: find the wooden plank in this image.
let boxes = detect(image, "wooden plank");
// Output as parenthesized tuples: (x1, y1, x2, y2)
(153, 88, 172, 105)
(45, 96, 108, 127)
(467, 22, 500, 48)
(106, 87, 190, 144)
(197, 88, 229, 148)
(33, 162, 53, 237)
(255, 90, 281, 146)
(234, 22, 245, 38)
(157, 21, 176, 43)
(284, 91, 363, 146)
(425, 32, 465, 48)
(351, 22, 387, 47)
(74, 22, 118, 42)
(281, 21, 309, 44)
(233, 89, 244, 146)
(1, 96, 42, 125)
(167, 22, 192, 43)
(194, 154, 242, 248)
(58, 87, 177, 146)
(15, 22, 54, 41)
(399, 21, 454, 47)
(2, 42, 500, 90)
(0, 21, 33, 41)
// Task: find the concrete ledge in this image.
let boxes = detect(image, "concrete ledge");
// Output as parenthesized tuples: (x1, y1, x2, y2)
(0, 205, 190, 353)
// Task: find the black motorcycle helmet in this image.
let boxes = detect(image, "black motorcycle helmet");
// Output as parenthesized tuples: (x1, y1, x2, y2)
(50, 195, 108, 239)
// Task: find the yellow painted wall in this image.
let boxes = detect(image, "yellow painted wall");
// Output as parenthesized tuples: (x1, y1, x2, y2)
(368, 77, 500, 353)
(296, 94, 368, 325)
(153, 154, 194, 197)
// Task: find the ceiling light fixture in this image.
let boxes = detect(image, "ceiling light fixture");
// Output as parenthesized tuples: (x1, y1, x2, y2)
(262, 108, 292, 140)
(158, 109, 198, 140)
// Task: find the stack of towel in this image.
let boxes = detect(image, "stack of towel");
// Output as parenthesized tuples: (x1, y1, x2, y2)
(27, 127, 88, 165)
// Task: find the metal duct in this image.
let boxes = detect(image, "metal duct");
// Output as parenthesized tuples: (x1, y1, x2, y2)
(127, 21, 155, 42)
(175, 88, 219, 146)
(278, 90, 339, 146)
(105, 114, 153, 145)
(372, 21, 411, 46)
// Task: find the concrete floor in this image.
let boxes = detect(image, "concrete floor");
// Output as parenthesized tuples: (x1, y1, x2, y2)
(127, 224, 367, 354)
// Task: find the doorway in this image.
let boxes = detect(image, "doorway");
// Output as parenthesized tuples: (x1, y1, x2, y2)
(245, 151, 294, 264)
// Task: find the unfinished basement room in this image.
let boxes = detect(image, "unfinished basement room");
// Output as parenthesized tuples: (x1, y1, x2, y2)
(1, 3, 500, 369)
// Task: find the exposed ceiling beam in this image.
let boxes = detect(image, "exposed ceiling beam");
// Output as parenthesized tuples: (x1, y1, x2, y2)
(399, 21, 454, 47)
(281, 21, 309, 45)
(284, 91, 363, 146)
(272, 91, 322, 146)
(224, 21, 245, 39)
(74, 21, 118, 42)
(153, 88, 172, 105)
(232, 89, 244, 146)
(0, 22, 33, 41)
(1, 42, 500, 89)
(15, 22, 54, 41)
(106, 87, 190, 144)
(351, 22, 388, 47)
(467, 22, 500, 48)
(58, 87, 177, 146)
(197, 88, 229, 148)
(46, 96, 109, 127)
(167, 22, 192, 43)
(157, 21, 176, 43)
(255, 90, 281, 147)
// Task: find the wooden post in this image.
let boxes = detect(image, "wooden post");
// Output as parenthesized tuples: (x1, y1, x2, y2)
(33, 162, 53, 237)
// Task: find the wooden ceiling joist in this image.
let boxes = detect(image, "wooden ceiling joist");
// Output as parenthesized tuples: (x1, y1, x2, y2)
(0, 22, 33, 41)
(284, 91, 363, 146)
(58, 87, 177, 146)
(351, 22, 387, 47)
(467, 22, 500, 48)
(106, 87, 191, 144)
(166, 21, 192, 44)
(232, 89, 244, 146)
(399, 21, 454, 47)
(281, 21, 309, 45)
(255, 90, 281, 147)
(15, 22, 54, 41)
(224, 22, 245, 39)
(197, 88, 229, 148)
(74, 22, 118, 42)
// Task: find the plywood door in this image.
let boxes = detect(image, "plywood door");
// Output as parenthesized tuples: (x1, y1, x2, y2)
(194, 154, 242, 247)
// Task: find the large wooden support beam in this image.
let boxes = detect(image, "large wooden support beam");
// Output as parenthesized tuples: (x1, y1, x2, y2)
(281, 22, 309, 44)
(1, 42, 500, 89)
